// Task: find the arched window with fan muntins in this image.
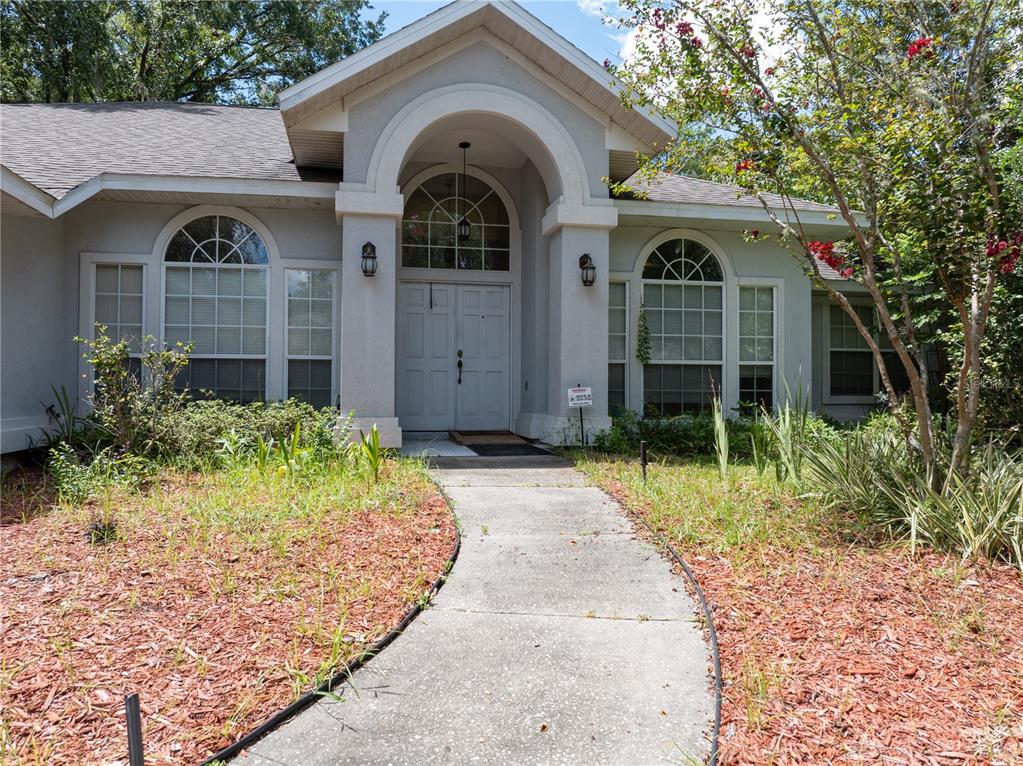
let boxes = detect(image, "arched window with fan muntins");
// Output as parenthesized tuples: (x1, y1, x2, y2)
(641, 238, 725, 415)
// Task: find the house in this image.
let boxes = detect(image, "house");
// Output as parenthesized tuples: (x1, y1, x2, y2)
(0, 0, 881, 453)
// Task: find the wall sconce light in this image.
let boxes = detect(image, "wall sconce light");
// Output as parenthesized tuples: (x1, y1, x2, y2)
(361, 241, 377, 277)
(579, 253, 596, 287)
(457, 141, 471, 242)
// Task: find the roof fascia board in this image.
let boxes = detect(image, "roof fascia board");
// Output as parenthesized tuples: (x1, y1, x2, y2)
(279, 0, 475, 109)
(43, 174, 338, 218)
(1, 165, 56, 217)
(494, 1, 675, 139)
(614, 198, 850, 229)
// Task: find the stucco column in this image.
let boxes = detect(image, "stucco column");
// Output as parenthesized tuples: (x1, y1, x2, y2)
(522, 202, 617, 445)
(338, 207, 402, 447)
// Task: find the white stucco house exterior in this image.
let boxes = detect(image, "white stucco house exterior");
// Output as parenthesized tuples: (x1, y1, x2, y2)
(0, 0, 881, 453)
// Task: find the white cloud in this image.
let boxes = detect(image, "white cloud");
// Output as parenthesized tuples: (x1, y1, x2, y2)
(576, 0, 614, 17)
(614, 26, 645, 62)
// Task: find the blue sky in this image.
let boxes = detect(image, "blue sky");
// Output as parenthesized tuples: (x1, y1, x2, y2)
(362, 1, 630, 66)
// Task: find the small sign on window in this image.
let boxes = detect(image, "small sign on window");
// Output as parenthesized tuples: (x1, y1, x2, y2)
(568, 387, 592, 408)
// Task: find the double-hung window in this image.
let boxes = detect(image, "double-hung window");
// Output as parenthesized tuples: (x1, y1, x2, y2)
(827, 304, 875, 399)
(91, 262, 145, 383)
(286, 269, 336, 408)
(164, 215, 269, 403)
(608, 282, 628, 415)
(641, 239, 724, 415)
(738, 286, 775, 410)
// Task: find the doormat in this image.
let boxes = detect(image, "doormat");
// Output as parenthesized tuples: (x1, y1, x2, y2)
(468, 443, 553, 457)
(449, 431, 525, 446)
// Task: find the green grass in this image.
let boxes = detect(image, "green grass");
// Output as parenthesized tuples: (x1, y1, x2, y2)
(2, 452, 451, 766)
(574, 453, 826, 559)
(51, 453, 434, 566)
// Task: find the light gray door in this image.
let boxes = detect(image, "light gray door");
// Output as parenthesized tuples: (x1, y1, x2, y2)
(455, 285, 510, 431)
(397, 283, 455, 431)
(397, 282, 510, 432)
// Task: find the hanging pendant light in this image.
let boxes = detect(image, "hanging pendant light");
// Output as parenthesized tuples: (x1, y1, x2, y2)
(457, 141, 471, 242)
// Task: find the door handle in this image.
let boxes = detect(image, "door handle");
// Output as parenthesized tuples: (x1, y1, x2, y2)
(457, 358, 463, 384)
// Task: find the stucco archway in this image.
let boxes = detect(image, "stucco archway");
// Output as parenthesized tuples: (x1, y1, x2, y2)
(366, 83, 592, 207)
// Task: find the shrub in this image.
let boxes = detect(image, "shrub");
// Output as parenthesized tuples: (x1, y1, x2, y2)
(160, 398, 338, 468)
(73, 329, 191, 456)
(595, 410, 739, 457)
(804, 426, 1023, 569)
(594, 408, 838, 463)
(49, 443, 151, 505)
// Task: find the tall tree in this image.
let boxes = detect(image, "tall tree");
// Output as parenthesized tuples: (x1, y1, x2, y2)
(1, 0, 385, 104)
(609, 0, 1022, 484)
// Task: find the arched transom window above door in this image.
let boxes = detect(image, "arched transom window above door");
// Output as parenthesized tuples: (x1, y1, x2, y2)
(401, 172, 510, 271)
(641, 238, 725, 415)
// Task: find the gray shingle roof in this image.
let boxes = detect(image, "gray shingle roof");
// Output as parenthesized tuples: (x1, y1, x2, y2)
(620, 171, 840, 214)
(0, 102, 336, 198)
(620, 171, 849, 280)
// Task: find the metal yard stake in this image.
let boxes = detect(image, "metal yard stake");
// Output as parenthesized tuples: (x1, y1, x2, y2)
(640, 440, 648, 483)
(125, 693, 144, 766)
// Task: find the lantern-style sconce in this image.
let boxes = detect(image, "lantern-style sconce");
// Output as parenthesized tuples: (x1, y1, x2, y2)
(579, 253, 596, 286)
(361, 242, 377, 277)
(457, 141, 472, 243)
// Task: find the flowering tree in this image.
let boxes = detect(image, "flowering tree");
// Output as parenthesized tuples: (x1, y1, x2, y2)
(608, 0, 1022, 483)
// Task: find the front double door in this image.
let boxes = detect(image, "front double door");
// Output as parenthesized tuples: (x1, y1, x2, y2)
(397, 282, 510, 432)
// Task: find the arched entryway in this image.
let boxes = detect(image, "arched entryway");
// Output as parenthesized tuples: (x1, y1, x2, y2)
(336, 84, 618, 446)
(395, 166, 519, 431)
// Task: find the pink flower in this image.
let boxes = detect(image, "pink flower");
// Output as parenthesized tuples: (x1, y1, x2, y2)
(691, 36, 703, 48)
(808, 241, 848, 272)
(676, 21, 694, 36)
(907, 37, 933, 60)
(740, 44, 756, 59)
(735, 159, 754, 173)
(764, 66, 775, 76)
(603, 58, 611, 70)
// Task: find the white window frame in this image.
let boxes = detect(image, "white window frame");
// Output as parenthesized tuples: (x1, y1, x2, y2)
(736, 278, 784, 411)
(78, 253, 153, 404)
(154, 207, 281, 402)
(400, 170, 512, 273)
(608, 280, 630, 412)
(283, 261, 341, 408)
(627, 229, 738, 415)
(823, 301, 878, 404)
(641, 248, 726, 414)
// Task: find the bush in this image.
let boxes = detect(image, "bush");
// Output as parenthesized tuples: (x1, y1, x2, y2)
(595, 410, 734, 457)
(804, 426, 1023, 568)
(160, 399, 339, 468)
(49, 443, 152, 504)
(594, 408, 838, 462)
(48, 330, 340, 468)
(75, 329, 191, 456)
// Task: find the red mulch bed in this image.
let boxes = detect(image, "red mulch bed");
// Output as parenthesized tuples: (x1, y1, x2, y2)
(602, 478, 1023, 766)
(0, 467, 456, 766)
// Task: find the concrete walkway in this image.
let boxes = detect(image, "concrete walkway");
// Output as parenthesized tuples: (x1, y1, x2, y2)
(235, 456, 712, 765)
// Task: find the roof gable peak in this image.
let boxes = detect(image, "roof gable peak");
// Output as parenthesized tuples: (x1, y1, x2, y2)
(279, 0, 673, 149)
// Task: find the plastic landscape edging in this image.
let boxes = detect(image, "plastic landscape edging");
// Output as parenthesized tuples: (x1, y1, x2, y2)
(631, 509, 724, 766)
(199, 493, 462, 766)
(634, 511, 724, 764)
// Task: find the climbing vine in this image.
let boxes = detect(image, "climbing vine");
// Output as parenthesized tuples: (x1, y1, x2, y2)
(636, 303, 651, 365)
